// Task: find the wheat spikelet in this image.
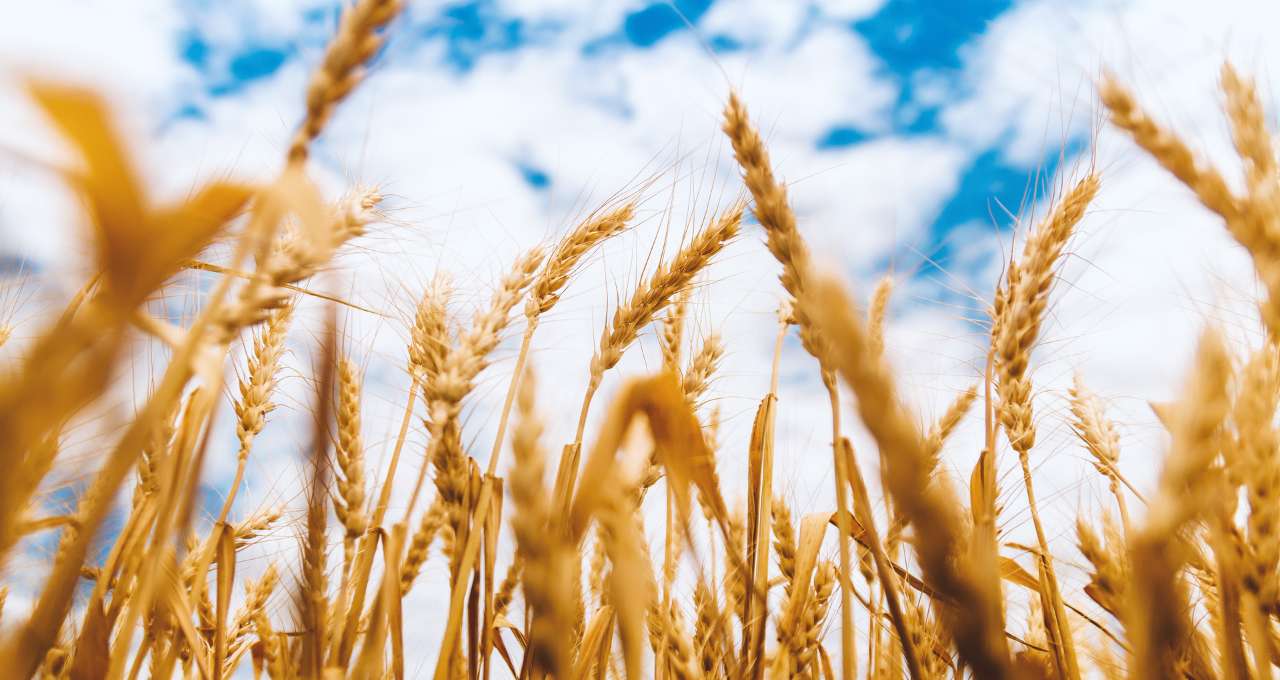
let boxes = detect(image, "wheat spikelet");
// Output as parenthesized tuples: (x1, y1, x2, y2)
(1103, 69, 1280, 337)
(691, 579, 721, 676)
(133, 403, 178, 507)
(422, 246, 544, 554)
(723, 95, 838, 371)
(771, 497, 798, 599)
(253, 607, 285, 680)
(989, 172, 1098, 680)
(230, 508, 284, 562)
(233, 304, 293, 463)
(285, 321, 337, 677)
(1014, 598, 1053, 680)
(914, 597, 956, 680)
(226, 564, 279, 665)
(1141, 329, 1232, 538)
(661, 287, 690, 370)
(587, 524, 610, 606)
(526, 202, 634, 320)
(994, 172, 1099, 455)
(1077, 515, 1127, 620)
(722, 95, 809, 306)
(793, 560, 836, 677)
(867, 274, 894, 360)
(409, 275, 453, 384)
(1100, 76, 1239, 220)
(724, 510, 748, 627)
(492, 558, 521, 622)
(214, 187, 381, 345)
(1229, 347, 1280, 614)
(217, 311, 297, 584)
(1068, 375, 1135, 535)
(597, 487, 660, 680)
(553, 203, 740, 517)
(440, 247, 545, 403)
(271, 187, 382, 281)
(681, 332, 724, 408)
(1068, 375, 1122, 486)
(590, 203, 741, 379)
(1221, 63, 1277, 198)
(334, 356, 367, 543)
(921, 384, 977, 479)
(567, 541, 587, 644)
(648, 601, 696, 680)
(400, 499, 446, 596)
(288, 0, 402, 163)
(856, 543, 876, 589)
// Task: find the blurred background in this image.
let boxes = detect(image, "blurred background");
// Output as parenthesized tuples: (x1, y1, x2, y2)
(1, 0, 1277, 674)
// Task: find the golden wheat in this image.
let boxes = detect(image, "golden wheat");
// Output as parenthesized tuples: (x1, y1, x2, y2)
(8, 9, 1280, 680)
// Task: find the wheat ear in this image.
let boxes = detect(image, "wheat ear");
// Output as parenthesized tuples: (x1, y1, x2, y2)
(554, 203, 741, 513)
(288, 0, 403, 163)
(992, 172, 1098, 680)
(334, 356, 368, 545)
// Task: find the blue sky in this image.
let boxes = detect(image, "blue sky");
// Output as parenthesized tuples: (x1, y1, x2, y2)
(158, 0, 1064, 286)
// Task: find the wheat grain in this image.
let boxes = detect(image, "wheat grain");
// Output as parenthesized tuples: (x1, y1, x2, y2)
(401, 499, 446, 596)
(661, 287, 690, 371)
(770, 498, 797, 601)
(334, 356, 368, 544)
(681, 332, 723, 406)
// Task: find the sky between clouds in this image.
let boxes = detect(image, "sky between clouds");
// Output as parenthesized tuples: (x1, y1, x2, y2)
(2, 0, 1279, 673)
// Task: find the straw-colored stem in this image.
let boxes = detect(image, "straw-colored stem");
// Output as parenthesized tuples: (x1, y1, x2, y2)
(841, 439, 922, 680)
(1018, 450, 1080, 680)
(486, 321, 539, 477)
(824, 372, 858, 680)
(744, 317, 787, 678)
(552, 375, 601, 518)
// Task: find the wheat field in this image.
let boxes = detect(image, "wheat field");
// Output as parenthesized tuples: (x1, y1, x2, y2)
(2, 1, 1279, 679)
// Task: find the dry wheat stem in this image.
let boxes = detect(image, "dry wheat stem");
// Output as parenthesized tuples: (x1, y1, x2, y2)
(804, 271, 1014, 679)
